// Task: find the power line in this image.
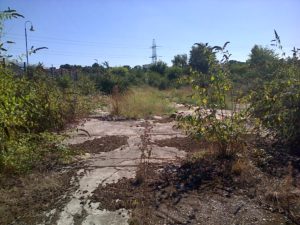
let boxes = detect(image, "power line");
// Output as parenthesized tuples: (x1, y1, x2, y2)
(3, 33, 150, 49)
(3, 33, 191, 52)
(8, 47, 149, 59)
(4, 33, 300, 53)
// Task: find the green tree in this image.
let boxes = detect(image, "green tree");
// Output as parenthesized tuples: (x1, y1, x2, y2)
(248, 45, 278, 78)
(189, 43, 215, 74)
(172, 54, 188, 68)
(149, 61, 168, 75)
(60, 64, 72, 70)
(92, 62, 100, 69)
(167, 66, 184, 80)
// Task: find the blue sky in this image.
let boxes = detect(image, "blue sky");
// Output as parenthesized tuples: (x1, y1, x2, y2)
(1, 0, 299, 68)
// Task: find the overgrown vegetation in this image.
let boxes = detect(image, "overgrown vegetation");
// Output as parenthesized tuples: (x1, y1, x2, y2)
(110, 86, 174, 119)
(161, 87, 197, 105)
(0, 9, 99, 173)
(176, 31, 300, 223)
(178, 42, 247, 159)
(0, 65, 98, 173)
(1, 5, 300, 224)
(248, 33, 300, 154)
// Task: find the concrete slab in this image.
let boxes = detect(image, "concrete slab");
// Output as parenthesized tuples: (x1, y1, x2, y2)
(43, 116, 187, 225)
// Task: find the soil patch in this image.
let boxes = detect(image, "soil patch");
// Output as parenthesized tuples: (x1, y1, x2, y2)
(153, 136, 206, 154)
(69, 135, 128, 154)
(92, 160, 295, 225)
(0, 170, 75, 225)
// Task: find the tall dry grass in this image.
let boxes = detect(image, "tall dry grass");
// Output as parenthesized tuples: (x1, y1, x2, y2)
(110, 86, 174, 118)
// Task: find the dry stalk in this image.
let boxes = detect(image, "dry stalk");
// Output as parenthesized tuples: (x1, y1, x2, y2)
(136, 120, 153, 224)
(111, 85, 121, 115)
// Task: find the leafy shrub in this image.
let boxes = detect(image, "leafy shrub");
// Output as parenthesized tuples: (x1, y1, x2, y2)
(167, 66, 184, 81)
(179, 43, 247, 158)
(0, 66, 95, 173)
(2, 132, 69, 173)
(0, 8, 97, 173)
(249, 61, 300, 153)
(149, 61, 168, 75)
(146, 71, 169, 90)
(95, 71, 130, 94)
(248, 32, 300, 154)
(56, 74, 73, 89)
(76, 75, 96, 95)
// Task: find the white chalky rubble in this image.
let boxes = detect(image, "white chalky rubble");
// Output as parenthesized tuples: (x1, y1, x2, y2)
(42, 117, 187, 225)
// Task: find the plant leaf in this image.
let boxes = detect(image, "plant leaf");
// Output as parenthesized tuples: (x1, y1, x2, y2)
(223, 41, 230, 50)
(212, 46, 222, 51)
(32, 47, 48, 53)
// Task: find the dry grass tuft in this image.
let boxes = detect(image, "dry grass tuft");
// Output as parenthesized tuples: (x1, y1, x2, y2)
(262, 162, 300, 223)
(231, 158, 249, 176)
(0, 171, 73, 225)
